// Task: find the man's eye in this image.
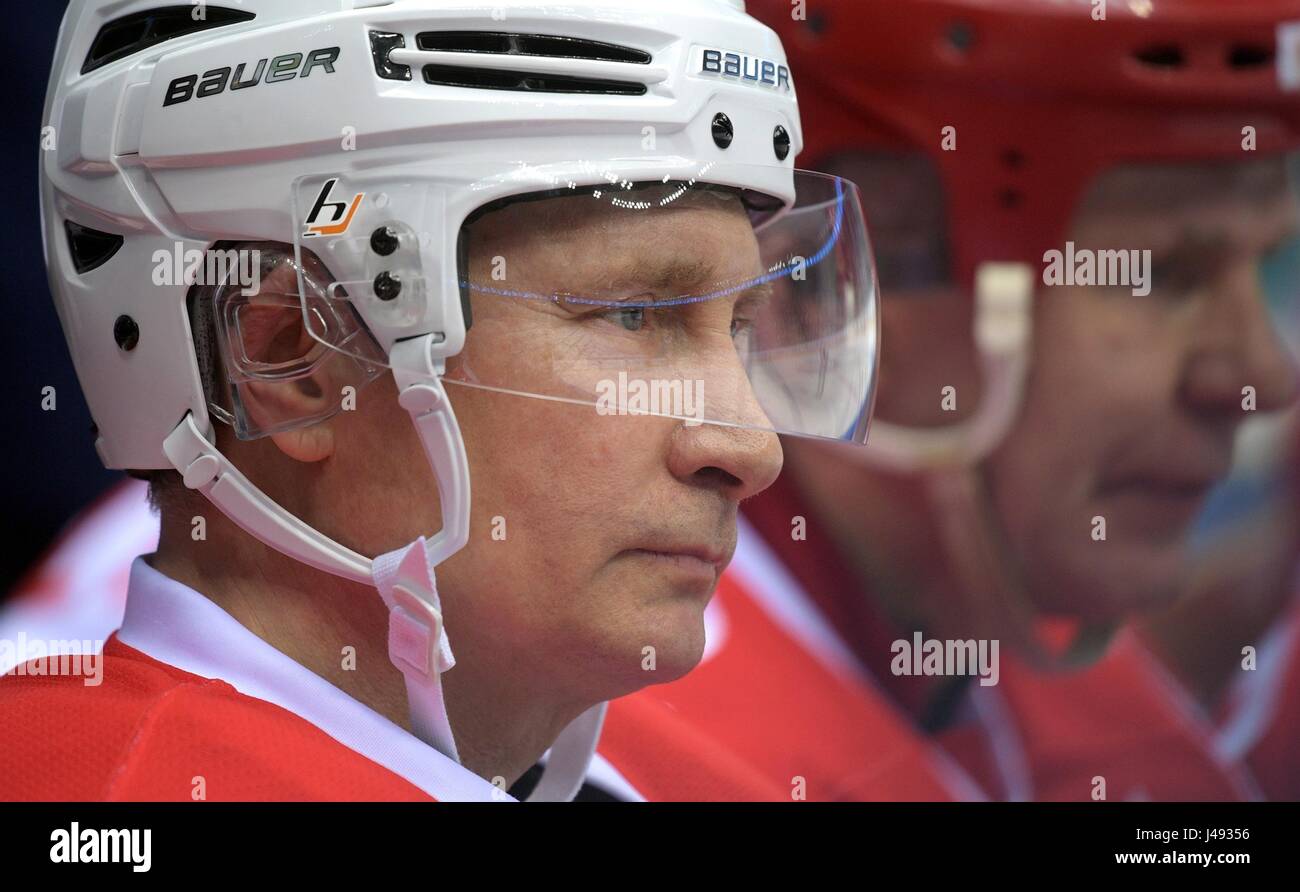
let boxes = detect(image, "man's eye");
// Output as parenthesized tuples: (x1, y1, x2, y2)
(605, 306, 645, 331)
(1148, 259, 1204, 298)
(731, 316, 754, 339)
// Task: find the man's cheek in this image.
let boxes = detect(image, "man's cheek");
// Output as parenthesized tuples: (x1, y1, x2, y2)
(991, 429, 1086, 543)
(574, 416, 667, 489)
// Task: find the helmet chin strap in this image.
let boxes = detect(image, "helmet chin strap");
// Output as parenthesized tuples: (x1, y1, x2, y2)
(861, 263, 1034, 472)
(852, 263, 1115, 670)
(163, 331, 606, 800)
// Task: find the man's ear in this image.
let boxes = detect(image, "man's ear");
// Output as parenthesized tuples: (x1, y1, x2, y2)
(231, 263, 338, 463)
(269, 417, 335, 464)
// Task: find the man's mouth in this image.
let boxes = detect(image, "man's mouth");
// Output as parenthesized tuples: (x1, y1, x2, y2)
(1094, 468, 1226, 529)
(620, 544, 730, 584)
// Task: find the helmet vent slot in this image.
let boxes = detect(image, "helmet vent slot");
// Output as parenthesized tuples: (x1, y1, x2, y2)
(1227, 44, 1273, 69)
(1133, 44, 1186, 69)
(415, 32, 651, 65)
(420, 63, 647, 95)
(81, 5, 256, 75)
(64, 221, 124, 274)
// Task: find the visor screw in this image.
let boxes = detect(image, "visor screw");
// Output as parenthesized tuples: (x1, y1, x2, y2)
(113, 315, 139, 351)
(370, 226, 400, 256)
(773, 125, 791, 161)
(712, 112, 734, 150)
(374, 271, 402, 301)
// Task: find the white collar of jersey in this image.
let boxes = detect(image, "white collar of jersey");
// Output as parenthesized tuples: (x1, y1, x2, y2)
(116, 555, 509, 802)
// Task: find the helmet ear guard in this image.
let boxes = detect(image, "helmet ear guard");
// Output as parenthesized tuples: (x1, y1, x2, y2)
(160, 328, 472, 579)
(161, 236, 471, 581)
(185, 242, 387, 442)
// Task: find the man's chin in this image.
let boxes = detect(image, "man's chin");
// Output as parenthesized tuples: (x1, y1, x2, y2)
(582, 600, 708, 696)
(639, 599, 709, 685)
(1028, 539, 1189, 622)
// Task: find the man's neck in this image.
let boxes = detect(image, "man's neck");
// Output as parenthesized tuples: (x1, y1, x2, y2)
(149, 506, 579, 789)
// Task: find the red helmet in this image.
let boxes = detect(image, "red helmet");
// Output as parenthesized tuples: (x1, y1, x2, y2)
(750, 0, 1300, 291)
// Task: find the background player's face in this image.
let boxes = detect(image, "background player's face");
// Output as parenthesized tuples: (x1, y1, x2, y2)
(988, 157, 1299, 618)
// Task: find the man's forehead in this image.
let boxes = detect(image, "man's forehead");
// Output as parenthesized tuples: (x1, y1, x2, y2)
(1078, 156, 1294, 216)
(553, 238, 769, 308)
(470, 191, 762, 284)
(1072, 157, 1298, 245)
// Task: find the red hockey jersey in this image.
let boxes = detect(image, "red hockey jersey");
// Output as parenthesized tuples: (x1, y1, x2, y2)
(974, 633, 1261, 800)
(1, 554, 509, 802)
(1, 636, 437, 801)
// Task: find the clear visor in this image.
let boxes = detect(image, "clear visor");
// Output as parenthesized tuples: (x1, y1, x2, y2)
(289, 164, 879, 443)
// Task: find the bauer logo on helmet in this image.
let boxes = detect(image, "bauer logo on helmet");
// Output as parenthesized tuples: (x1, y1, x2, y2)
(697, 47, 792, 93)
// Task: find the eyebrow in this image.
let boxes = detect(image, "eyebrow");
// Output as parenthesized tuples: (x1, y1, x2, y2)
(1156, 223, 1299, 260)
(604, 255, 721, 296)
(581, 254, 776, 308)
(472, 250, 776, 309)
(734, 280, 775, 311)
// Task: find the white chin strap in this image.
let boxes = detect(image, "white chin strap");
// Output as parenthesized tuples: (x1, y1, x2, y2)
(371, 535, 461, 761)
(163, 331, 605, 800)
(858, 262, 1034, 473)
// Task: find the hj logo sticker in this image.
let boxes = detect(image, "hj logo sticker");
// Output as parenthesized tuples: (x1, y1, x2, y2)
(303, 178, 364, 238)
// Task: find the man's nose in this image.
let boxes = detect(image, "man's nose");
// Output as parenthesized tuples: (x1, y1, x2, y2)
(667, 420, 784, 502)
(664, 358, 784, 501)
(1181, 259, 1299, 416)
